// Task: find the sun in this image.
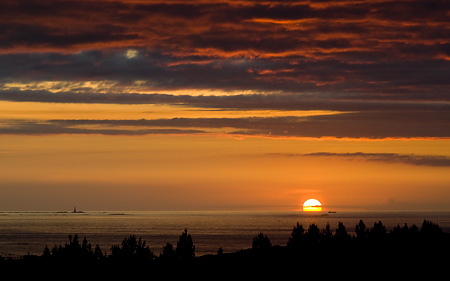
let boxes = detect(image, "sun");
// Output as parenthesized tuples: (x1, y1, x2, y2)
(303, 199, 322, 212)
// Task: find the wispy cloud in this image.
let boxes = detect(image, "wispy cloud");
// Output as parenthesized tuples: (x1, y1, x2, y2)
(0, 120, 205, 136)
(267, 152, 450, 167)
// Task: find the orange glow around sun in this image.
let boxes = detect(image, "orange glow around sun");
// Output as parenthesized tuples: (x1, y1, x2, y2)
(303, 199, 323, 212)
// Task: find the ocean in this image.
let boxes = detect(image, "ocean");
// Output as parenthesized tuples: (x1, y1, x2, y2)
(1, 211, 450, 258)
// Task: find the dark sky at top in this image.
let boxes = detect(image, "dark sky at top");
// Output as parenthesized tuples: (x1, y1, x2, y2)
(1, 0, 449, 138)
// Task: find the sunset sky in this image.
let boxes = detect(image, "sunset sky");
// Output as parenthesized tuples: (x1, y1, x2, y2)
(1, 0, 449, 211)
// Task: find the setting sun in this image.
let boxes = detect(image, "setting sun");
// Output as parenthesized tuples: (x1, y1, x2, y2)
(303, 199, 323, 212)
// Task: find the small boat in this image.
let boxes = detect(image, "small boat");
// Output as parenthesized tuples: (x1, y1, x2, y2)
(328, 211, 337, 213)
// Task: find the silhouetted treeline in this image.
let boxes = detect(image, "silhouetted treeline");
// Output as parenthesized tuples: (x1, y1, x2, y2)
(1, 220, 449, 277)
(36, 228, 196, 268)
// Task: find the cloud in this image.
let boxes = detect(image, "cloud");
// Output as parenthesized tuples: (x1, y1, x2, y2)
(1, 88, 449, 112)
(0, 120, 205, 136)
(0, 22, 139, 50)
(268, 152, 450, 167)
(2, 1, 449, 57)
(0, 0, 449, 139)
(2, 111, 449, 139)
(1, 49, 449, 102)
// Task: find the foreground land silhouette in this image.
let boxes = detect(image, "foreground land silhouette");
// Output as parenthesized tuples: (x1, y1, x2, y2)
(1, 220, 449, 277)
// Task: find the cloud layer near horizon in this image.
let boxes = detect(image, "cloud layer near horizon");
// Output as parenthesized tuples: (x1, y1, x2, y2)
(1, 0, 449, 139)
(2, 113, 449, 139)
(267, 152, 450, 167)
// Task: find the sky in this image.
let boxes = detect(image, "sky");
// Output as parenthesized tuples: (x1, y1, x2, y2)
(0, 0, 449, 212)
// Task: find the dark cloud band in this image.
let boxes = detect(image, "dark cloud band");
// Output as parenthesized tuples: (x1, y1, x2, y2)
(2, 113, 449, 139)
(268, 152, 450, 167)
(1, 90, 449, 112)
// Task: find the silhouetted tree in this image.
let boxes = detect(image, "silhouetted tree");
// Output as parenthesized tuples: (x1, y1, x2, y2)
(409, 224, 419, 233)
(408, 224, 419, 241)
(287, 222, 305, 248)
(110, 235, 154, 262)
(252, 232, 271, 249)
(335, 222, 350, 241)
(322, 223, 332, 242)
(82, 237, 90, 250)
(369, 221, 386, 241)
(42, 234, 99, 264)
(355, 220, 368, 240)
(176, 229, 195, 262)
(391, 223, 409, 239)
(42, 245, 51, 259)
(52, 245, 62, 257)
(160, 242, 176, 263)
(392, 223, 408, 233)
(306, 223, 321, 245)
(420, 220, 441, 235)
(93, 245, 103, 260)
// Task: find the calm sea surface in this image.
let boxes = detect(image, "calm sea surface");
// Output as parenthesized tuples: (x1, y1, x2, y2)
(1, 211, 450, 258)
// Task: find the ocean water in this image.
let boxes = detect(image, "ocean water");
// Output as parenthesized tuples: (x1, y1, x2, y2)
(1, 211, 449, 258)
